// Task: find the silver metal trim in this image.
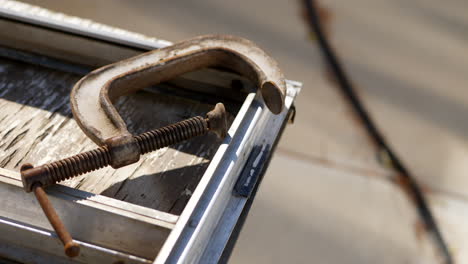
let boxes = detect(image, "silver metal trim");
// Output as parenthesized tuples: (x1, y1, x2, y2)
(0, 217, 152, 264)
(0, 0, 171, 50)
(156, 82, 300, 263)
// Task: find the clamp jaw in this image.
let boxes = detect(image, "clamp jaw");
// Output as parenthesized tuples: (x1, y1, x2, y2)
(71, 34, 286, 154)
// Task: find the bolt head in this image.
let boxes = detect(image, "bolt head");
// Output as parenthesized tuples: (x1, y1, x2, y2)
(20, 164, 47, 192)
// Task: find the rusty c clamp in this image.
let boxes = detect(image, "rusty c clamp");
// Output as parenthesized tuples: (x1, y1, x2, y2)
(72, 34, 286, 145)
(20, 34, 286, 257)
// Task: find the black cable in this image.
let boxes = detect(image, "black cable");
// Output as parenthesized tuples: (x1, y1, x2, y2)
(302, 1, 453, 263)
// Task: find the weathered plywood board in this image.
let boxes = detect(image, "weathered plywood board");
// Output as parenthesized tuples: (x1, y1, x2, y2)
(0, 57, 232, 215)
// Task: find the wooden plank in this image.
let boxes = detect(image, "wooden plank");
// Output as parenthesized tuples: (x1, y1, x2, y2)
(0, 57, 233, 215)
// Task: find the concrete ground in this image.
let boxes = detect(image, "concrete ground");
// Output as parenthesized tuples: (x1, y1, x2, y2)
(20, 0, 468, 263)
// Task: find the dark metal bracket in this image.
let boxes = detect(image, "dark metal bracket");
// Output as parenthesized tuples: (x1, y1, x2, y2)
(234, 145, 270, 198)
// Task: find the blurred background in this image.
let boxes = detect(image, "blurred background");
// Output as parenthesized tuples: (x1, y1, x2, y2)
(19, 0, 468, 263)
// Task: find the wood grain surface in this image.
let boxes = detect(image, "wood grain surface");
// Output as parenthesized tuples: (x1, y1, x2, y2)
(0, 57, 231, 215)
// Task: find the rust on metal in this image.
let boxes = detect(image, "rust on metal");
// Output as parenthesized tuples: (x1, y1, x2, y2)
(21, 107, 226, 191)
(21, 164, 80, 258)
(71, 34, 287, 148)
(21, 146, 111, 192)
(104, 134, 140, 169)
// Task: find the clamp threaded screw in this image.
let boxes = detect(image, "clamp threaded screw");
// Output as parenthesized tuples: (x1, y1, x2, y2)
(20, 103, 227, 258)
(21, 103, 227, 191)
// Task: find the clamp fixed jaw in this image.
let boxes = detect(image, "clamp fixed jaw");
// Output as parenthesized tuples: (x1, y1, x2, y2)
(20, 34, 286, 258)
(71, 34, 287, 166)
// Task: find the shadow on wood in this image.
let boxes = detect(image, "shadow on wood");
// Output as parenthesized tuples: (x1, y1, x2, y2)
(101, 162, 209, 215)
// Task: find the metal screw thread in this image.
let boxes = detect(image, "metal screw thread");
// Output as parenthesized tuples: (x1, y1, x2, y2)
(43, 147, 111, 184)
(135, 116, 208, 154)
(35, 116, 207, 185)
